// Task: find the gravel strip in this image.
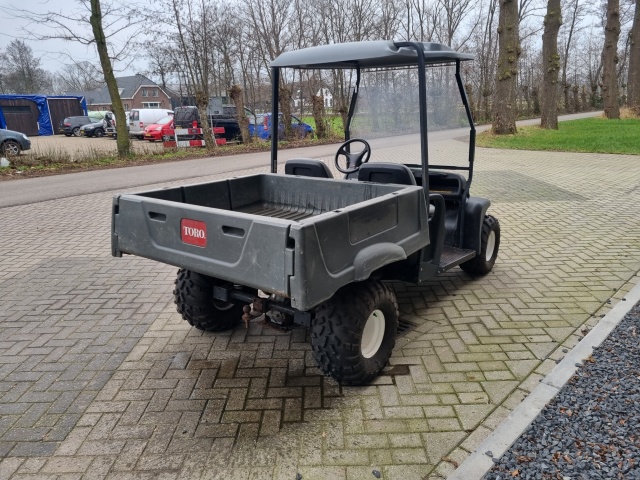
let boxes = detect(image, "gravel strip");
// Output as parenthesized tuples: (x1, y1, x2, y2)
(485, 301, 640, 480)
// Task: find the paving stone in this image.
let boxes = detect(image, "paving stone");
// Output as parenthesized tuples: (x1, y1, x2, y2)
(1, 144, 639, 478)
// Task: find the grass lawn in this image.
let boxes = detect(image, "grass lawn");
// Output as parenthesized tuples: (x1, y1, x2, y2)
(301, 115, 345, 137)
(476, 117, 640, 155)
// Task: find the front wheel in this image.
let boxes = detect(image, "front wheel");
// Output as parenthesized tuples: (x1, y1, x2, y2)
(311, 280, 398, 385)
(460, 215, 500, 275)
(174, 269, 252, 332)
(1, 140, 21, 156)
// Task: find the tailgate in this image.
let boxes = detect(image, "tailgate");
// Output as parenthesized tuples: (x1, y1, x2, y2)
(112, 194, 293, 294)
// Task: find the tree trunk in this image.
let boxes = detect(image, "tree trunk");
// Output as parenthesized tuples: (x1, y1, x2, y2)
(563, 84, 571, 112)
(465, 83, 477, 121)
(540, 0, 562, 129)
(89, 0, 130, 158)
(311, 94, 327, 139)
(229, 85, 250, 144)
(279, 84, 293, 140)
(628, 0, 640, 113)
(532, 86, 540, 115)
(492, 0, 520, 134)
(572, 85, 580, 111)
(195, 90, 215, 152)
(601, 0, 621, 119)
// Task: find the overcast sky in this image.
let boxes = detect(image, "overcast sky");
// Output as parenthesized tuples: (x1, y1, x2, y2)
(0, 0, 145, 76)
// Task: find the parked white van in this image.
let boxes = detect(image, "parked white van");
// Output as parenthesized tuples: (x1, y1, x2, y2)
(128, 109, 173, 139)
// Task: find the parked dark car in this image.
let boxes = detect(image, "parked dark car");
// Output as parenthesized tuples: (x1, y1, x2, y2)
(173, 106, 255, 142)
(0, 128, 31, 156)
(59, 116, 92, 137)
(79, 121, 106, 138)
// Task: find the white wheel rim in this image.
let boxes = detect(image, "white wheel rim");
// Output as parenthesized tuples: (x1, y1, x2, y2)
(485, 230, 496, 261)
(361, 309, 385, 358)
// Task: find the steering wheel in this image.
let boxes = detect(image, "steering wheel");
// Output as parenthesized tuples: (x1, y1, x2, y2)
(334, 138, 371, 174)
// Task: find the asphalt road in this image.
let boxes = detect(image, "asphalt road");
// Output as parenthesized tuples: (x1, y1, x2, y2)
(0, 112, 601, 209)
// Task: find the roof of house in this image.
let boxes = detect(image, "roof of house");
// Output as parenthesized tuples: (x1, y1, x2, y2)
(65, 74, 167, 105)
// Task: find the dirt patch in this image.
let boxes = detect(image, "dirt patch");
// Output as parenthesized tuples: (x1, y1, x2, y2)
(28, 135, 164, 159)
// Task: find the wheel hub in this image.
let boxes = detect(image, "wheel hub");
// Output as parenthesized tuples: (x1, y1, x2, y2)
(361, 309, 385, 358)
(485, 230, 496, 261)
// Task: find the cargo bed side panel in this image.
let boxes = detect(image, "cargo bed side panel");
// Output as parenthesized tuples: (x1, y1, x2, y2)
(288, 187, 430, 311)
(113, 195, 291, 294)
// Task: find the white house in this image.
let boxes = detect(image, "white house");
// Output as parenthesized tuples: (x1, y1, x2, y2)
(293, 88, 333, 109)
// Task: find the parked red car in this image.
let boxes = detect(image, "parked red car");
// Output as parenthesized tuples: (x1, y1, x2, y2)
(143, 116, 174, 142)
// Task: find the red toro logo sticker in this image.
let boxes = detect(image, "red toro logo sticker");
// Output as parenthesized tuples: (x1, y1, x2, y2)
(181, 219, 207, 247)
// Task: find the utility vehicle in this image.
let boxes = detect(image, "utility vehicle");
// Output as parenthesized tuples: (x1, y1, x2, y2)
(111, 41, 500, 385)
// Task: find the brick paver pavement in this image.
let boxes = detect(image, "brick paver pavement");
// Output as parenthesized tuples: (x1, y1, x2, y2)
(1, 140, 639, 480)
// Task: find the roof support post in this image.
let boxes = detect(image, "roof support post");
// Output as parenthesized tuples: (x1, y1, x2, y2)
(270, 67, 280, 174)
(455, 60, 475, 190)
(393, 42, 429, 200)
(345, 67, 360, 142)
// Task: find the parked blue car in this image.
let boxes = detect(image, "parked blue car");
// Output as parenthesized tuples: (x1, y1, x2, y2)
(249, 113, 313, 140)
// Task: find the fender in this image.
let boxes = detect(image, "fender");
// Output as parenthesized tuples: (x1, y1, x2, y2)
(463, 197, 491, 254)
(353, 243, 407, 281)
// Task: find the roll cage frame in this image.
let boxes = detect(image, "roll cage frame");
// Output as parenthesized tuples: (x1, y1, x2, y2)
(268, 41, 477, 203)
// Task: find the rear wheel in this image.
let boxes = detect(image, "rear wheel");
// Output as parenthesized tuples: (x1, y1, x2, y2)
(174, 269, 253, 332)
(311, 279, 398, 385)
(72, 127, 80, 137)
(94, 128, 104, 138)
(460, 215, 500, 275)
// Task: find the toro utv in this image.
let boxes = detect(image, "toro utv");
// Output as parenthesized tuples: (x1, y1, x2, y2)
(111, 41, 500, 385)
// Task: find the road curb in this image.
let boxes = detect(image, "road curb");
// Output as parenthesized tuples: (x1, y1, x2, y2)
(448, 276, 640, 480)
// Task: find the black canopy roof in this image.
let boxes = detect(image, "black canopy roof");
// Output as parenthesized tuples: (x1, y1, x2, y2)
(270, 40, 473, 69)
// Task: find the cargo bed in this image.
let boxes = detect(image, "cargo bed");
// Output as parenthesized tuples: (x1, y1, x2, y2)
(112, 174, 429, 310)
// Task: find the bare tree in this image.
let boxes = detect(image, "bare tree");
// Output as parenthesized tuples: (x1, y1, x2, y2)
(57, 61, 104, 92)
(160, 0, 216, 150)
(628, 0, 640, 111)
(145, 45, 179, 91)
(493, 0, 521, 134)
(0, 53, 7, 93)
(7, 0, 140, 156)
(472, 0, 500, 122)
(0, 40, 53, 94)
(541, 0, 562, 128)
(408, 0, 438, 41)
(88, 0, 130, 157)
(559, 0, 585, 112)
(437, 0, 478, 47)
(601, 0, 621, 118)
(229, 84, 250, 143)
(244, 0, 294, 137)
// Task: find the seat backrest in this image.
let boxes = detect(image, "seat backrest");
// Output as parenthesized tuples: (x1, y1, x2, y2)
(357, 163, 416, 185)
(285, 159, 333, 178)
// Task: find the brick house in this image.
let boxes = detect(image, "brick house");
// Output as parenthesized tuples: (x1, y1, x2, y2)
(65, 74, 173, 112)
